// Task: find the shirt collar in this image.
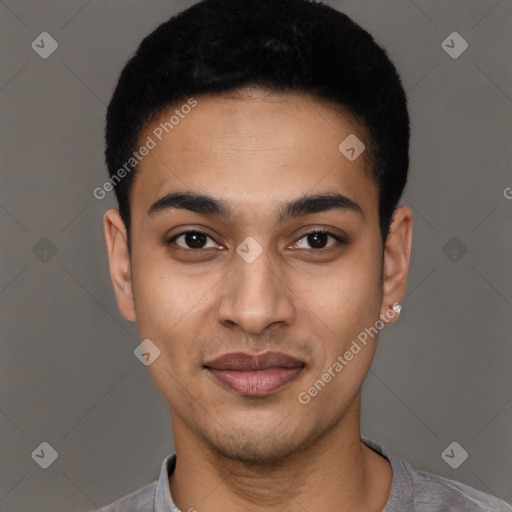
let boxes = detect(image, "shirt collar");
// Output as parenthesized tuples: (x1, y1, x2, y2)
(154, 451, 178, 512)
(153, 436, 412, 512)
(361, 435, 414, 511)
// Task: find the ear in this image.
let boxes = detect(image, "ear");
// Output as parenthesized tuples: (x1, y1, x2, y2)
(103, 209, 136, 322)
(379, 206, 413, 325)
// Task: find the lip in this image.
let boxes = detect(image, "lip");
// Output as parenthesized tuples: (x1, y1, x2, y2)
(204, 351, 305, 396)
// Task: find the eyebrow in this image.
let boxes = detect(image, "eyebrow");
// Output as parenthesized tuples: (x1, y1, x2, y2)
(147, 191, 363, 222)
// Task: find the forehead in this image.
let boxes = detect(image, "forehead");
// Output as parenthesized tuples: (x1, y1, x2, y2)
(130, 89, 377, 220)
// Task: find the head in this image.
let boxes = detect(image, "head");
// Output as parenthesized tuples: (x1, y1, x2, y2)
(103, 0, 412, 463)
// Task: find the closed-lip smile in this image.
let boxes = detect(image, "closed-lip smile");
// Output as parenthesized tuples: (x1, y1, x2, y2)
(204, 351, 305, 395)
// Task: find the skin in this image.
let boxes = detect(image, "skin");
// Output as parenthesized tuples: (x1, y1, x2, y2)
(104, 87, 413, 512)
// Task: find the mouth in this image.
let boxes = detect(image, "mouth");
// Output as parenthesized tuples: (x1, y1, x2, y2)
(204, 351, 306, 396)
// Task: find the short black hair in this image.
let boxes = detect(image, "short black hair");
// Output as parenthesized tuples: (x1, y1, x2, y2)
(105, 0, 409, 245)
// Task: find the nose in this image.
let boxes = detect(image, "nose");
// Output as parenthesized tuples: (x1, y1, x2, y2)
(216, 246, 296, 335)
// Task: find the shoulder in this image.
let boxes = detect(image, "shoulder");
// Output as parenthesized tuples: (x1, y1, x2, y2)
(411, 468, 512, 512)
(92, 481, 157, 512)
(362, 436, 511, 512)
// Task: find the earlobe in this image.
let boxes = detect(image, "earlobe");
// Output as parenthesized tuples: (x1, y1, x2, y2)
(103, 209, 136, 322)
(379, 206, 413, 325)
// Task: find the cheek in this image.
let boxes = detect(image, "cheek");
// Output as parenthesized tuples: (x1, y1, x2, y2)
(294, 250, 382, 336)
(130, 256, 203, 340)
(295, 267, 382, 411)
(131, 264, 210, 399)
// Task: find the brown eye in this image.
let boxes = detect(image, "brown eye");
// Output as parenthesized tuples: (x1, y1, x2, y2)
(293, 231, 344, 250)
(170, 231, 218, 250)
(306, 232, 329, 249)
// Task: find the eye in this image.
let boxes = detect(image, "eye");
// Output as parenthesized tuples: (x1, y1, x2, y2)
(292, 230, 345, 251)
(169, 230, 221, 250)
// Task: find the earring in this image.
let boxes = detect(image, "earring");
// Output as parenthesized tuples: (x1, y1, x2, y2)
(392, 303, 402, 314)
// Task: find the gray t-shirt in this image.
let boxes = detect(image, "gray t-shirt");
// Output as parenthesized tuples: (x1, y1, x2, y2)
(96, 436, 512, 511)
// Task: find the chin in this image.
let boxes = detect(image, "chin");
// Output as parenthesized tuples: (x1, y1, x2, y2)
(206, 419, 319, 465)
(215, 436, 300, 464)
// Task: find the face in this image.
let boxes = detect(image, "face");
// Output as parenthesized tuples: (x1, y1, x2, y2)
(104, 88, 412, 463)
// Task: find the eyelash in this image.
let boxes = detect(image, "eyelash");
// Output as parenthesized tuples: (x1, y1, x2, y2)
(167, 229, 346, 253)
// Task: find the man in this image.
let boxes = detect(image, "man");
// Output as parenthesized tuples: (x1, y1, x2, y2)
(97, 0, 511, 510)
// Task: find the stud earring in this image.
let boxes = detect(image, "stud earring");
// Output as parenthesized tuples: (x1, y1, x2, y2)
(392, 303, 402, 314)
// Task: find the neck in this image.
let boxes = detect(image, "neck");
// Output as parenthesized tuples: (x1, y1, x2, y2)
(168, 395, 392, 512)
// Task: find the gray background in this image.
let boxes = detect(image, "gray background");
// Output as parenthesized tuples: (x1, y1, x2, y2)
(0, 0, 511, 510)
